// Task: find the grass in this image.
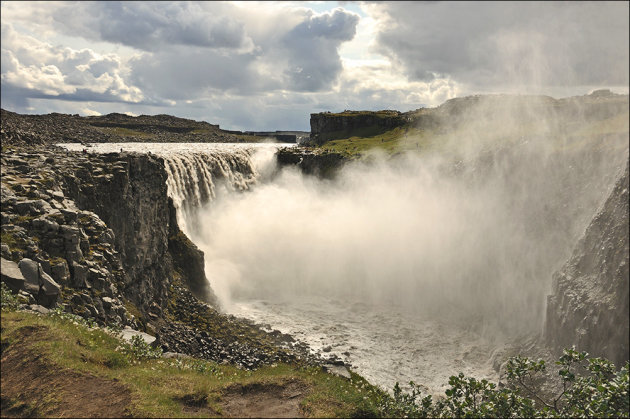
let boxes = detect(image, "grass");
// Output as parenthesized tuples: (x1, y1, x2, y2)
(316, 108, 629, 158)
(1, 309, 387, 417)
(317, 125, 439, 156)
(98, 126, 155, 139)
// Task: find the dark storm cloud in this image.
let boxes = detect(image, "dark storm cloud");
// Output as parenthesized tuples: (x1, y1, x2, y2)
(51, 1, 251, 52)
(371, 1, 629, 88)
(129, 7, 360, 99)
(281, 8, 359, 91)
(128, 47, 276, 100)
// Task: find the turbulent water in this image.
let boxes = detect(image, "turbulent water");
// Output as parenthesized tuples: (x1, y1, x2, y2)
(57, 139, 626, 395)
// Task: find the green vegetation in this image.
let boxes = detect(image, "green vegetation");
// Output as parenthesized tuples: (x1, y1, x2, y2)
(321, 110, 401, 118)
(0, 307, 386, 417)
(318, 125, 438, 156)
(379, 349, 629, 418)
(98, 126, 155, 139)
(1, 286, 628, 417)
(315, 100, 629, 158)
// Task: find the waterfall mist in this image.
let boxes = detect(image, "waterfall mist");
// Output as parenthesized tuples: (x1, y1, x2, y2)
(178, 96, 627, 340)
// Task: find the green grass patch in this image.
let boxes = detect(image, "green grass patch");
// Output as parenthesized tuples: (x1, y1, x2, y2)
(1, 309, 387, 417)
(99, 126, 154, 139)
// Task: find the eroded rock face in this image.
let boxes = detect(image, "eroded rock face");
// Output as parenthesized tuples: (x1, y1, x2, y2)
(1, 147, 211, 328)
(544, 159, 629, 366)
(309, 111, 409, 145)
(275, 147, 347, 179)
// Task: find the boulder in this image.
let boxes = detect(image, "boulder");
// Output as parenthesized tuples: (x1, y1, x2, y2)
(121, 326, 156, 345)
(18, 258, 40, 294)
(1, 244, 11, 259)
(1, 257, 25, 292)
(38, 271, 61, 307)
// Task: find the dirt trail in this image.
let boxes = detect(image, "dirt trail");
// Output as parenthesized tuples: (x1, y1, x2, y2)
(220, 379, 309, 418)
(1, 323, 311, 418)
(1, 325, 132, 418)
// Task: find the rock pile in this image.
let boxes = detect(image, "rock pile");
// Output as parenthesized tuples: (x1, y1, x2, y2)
(1, 149, 136, 326)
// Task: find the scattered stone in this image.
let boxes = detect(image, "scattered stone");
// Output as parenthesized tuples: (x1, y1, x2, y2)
(27, 304, 50, 314)
(323, 364, 352, 379)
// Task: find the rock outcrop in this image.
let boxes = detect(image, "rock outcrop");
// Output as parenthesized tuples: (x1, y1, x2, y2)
(0, 109, 263, 146)
(276, 147, 347, 178)
(308, 110, 409, 144)
(0, 147, 213, 329)
(544, 159, 629, 366)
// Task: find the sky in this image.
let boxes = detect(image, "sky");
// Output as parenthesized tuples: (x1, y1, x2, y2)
(1, 1, 628, 131)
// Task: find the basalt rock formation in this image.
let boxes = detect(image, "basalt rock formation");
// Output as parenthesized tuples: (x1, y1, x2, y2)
(1, 147, 213, 329)
(276, 147, 347, 178)
(308, 110, 410, 145)
(1, 145, 330, 370)
(545, 159, 629, 367)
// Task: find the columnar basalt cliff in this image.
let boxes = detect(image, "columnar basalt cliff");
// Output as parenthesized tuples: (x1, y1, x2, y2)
(1, 148, 213, 327)
(545, 159, 629, 367)
(58, 151, 215, 312)
(309, 110, 410, 144)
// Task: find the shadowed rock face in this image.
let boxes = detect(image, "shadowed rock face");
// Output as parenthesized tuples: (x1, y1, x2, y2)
(1, 148, 212, 324)
(545, 159, 629, 366)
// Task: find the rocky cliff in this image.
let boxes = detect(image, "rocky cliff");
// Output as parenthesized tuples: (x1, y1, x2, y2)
(544, 159, 629, 366)
(1, 147, 212, 329)
(308, 110, 410, 144)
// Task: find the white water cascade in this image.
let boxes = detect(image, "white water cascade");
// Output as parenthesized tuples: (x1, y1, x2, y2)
(162, 149, 262, 236)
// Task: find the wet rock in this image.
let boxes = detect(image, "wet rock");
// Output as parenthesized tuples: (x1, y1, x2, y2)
(545, 160, 629, 366)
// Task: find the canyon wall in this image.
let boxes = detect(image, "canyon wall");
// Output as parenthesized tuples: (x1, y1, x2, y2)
(1, 148, 213, 329)
(544, 159, 629, 366)
(309, 111, 409, 144)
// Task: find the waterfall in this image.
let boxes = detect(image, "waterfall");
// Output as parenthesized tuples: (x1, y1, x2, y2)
(162, 148, 263, 236)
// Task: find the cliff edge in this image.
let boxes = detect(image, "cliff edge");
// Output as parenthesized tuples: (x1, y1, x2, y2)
(545, 159, 629, 366)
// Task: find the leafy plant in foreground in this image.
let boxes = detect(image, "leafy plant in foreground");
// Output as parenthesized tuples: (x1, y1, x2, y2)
(121, 334, 162, 361)
(379, 348, 629, 418)
(1, 282, 20, 311)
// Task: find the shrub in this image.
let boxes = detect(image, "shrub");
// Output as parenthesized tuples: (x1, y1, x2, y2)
(1, 282, 20, 311)
(121, 334, 162, 361)
(378, 348, 629, 418)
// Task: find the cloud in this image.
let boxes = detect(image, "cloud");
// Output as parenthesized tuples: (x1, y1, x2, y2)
(369, 2, 629, 90)
(1, 23, 143, 104)
(45, 1, 254, 53)
(281, 8, 359, 91)
(127, 6, 360, 100)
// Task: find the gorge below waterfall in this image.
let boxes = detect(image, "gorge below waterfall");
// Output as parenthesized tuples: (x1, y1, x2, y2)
(59, 133, 628, 395)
